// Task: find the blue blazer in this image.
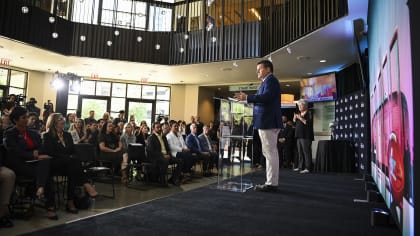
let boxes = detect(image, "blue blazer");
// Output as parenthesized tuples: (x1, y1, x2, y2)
(185, 134, 202, 154)
(247, 73, 282, 129)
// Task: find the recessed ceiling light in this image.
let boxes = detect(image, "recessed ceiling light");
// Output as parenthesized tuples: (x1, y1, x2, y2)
(307, 72, 313, 75)
(285, 84, 290, 87)
(320, 59, 327, 63)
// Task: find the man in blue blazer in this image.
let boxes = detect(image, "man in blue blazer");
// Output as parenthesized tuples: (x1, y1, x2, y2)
(235, 60, 282, 192)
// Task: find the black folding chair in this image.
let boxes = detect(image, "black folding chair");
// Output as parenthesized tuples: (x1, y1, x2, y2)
(127, 143, 153, 185)
(73, 143, 115, 199)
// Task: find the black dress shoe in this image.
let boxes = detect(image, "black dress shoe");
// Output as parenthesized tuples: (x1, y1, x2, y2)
(0, 216, 13, 228)
(254, 184, 278, 192)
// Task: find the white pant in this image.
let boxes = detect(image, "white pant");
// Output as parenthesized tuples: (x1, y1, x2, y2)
(258, 129, 280, 186)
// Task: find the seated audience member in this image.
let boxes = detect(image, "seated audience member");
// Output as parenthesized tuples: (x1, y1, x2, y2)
(85, 121, 99, 146)
(161, 122, 170, 136)
(136, 125, 150, 145)
(26, 112, 39, 131)
(0, 156, 15, 228)
(98, 121, 124, 179)
(84, 110, 96, 126)
(198, 125, 218, 171)
(120, 123, 137, 184)
(113, 110, 127, 126)
(3, 107, 54, 219)
(177, 120, 186, 139)
(185, 123, 212, 176)
(102, 112, 111, 122)
(166, 122, 195, 175)
(65, 113, 75, 131)
(42, 113, 98, 214)
(69, 118, 87, 144)
(146, 122, 183, 186)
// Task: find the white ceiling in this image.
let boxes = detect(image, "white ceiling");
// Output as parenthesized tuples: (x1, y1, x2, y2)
(0, 0, 368, 86)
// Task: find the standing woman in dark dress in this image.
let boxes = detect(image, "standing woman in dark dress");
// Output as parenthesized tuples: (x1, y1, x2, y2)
(3, 107, 54, 218)
(42, 113, 98, 214)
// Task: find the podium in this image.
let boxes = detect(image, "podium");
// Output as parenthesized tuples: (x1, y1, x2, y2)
(214, 97, 253, 192)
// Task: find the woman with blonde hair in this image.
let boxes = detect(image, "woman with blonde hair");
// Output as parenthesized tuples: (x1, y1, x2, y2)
(68, 118, 87, 144)
(120, 123, 136, 183)
(43, 113, 98, 215)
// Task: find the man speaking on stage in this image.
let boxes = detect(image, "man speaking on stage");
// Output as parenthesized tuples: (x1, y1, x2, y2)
(234, 60, 282, 192)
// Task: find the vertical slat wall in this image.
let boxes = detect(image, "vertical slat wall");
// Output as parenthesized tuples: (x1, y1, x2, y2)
(261, 0, 348, 56)
(1, 0, 347, 65)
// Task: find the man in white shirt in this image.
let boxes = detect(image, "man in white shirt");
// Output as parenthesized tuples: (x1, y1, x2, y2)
(166, 122, 195, 174)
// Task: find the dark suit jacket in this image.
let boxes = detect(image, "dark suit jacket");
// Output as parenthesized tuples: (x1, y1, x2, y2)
(42, 131, 74, 159)
(146, 133, 172, 159)
(3, 126, 43, 167)
(247, 73, 282, 129)
(185, 133, 203, 154)
(278, 124, 294, 147)
(198, 134, 213, 152)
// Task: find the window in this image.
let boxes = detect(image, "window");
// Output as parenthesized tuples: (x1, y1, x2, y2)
(127, 84, 142, 98)
(156, 86, 170, 100)
(100, 0, 147, 30)
(66, 80, 171, 122)
(80, 80, 96, 95)
(96, 81, 111, 96)
(0, 68, 28, 104)
(0, 68, 8, 85)
(148, 5, 173, 31)
(112, 83, 127, 97)
(71, 0, 99, 24)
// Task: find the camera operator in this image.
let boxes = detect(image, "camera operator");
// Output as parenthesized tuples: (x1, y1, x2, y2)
(2, 94, 16, 115)
(42, 100, 54, 123)
(26, 98, 41, 117)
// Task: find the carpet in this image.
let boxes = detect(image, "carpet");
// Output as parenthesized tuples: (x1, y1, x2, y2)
(21, 170, 400, 236)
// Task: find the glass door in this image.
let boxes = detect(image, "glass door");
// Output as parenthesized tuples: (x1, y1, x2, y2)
(78, 96, 109, 120)
(127, 100, 154, 127)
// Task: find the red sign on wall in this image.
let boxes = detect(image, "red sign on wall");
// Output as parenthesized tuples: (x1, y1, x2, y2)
(0, 58, 11, 66)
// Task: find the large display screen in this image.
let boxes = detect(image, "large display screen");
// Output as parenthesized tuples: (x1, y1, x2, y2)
(369, 0, 414, 235)
(300, 73, 337, 102)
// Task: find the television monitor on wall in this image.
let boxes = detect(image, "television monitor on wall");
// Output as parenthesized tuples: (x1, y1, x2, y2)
(300, 73, 337, 102)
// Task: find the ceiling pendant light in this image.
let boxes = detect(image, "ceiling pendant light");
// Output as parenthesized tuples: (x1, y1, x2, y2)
(52, 32, 59, 39)
(21, 6, 29, 14)
(137, 36, 142, 42)
(155, 44, 161, 50)
(80, 35, 86, 41)
(114, 30, 120, 36)
(49, 16, 55, 23)
(179, 47, 184, 53)
(107, 40, 112, 46)
(211, 36, 217, 43)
